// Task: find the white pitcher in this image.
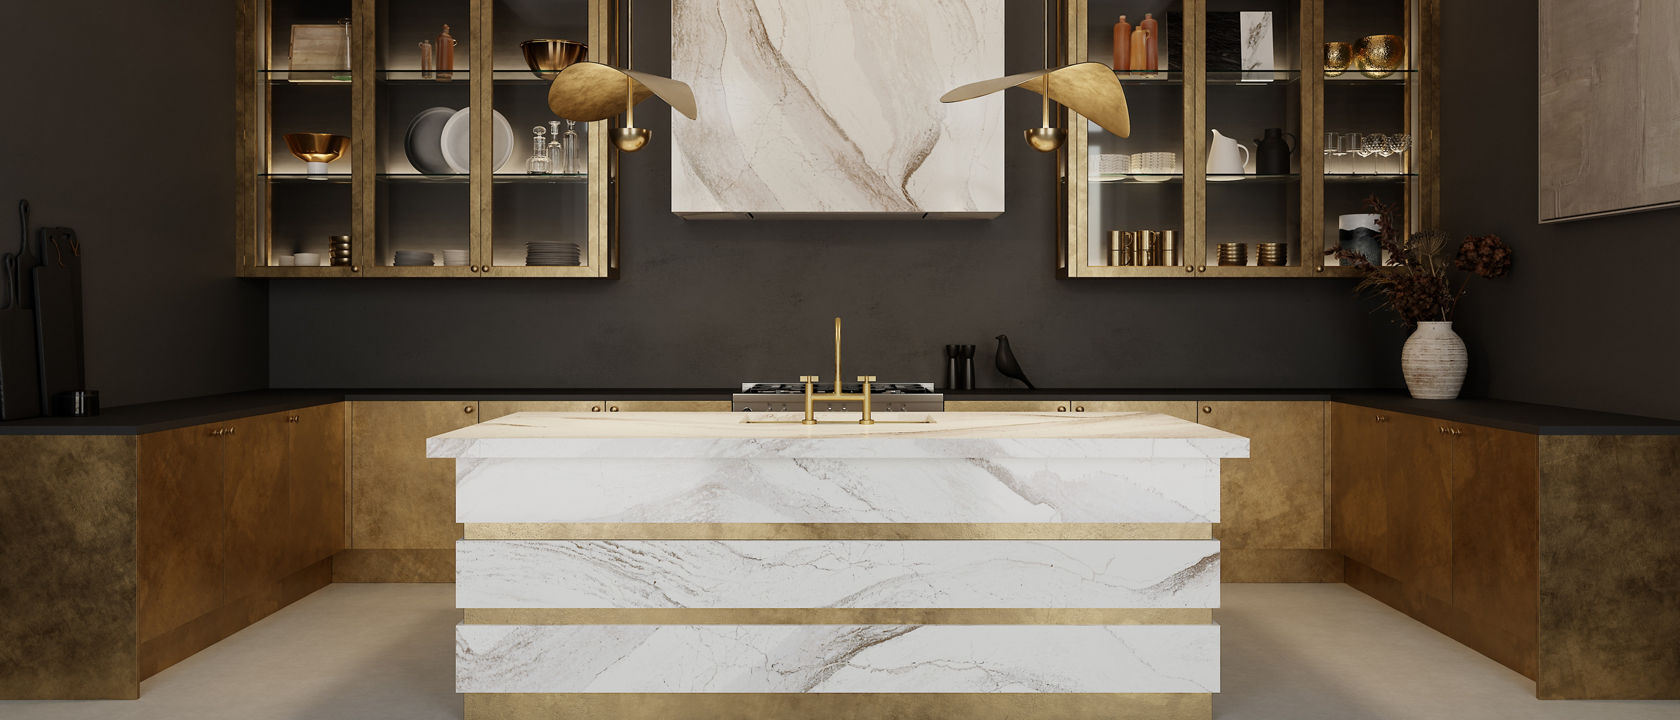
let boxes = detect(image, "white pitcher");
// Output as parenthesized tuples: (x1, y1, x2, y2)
(1207, 129, 1250, 177)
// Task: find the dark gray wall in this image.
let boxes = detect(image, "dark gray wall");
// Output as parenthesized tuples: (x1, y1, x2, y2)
(1, 1, 266, 407)
(270, 2, 1402, 390)
(1440, 0, 1680, 420)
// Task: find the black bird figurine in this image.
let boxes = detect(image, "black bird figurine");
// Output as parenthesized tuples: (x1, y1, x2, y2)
(994, 335, 1035, 389)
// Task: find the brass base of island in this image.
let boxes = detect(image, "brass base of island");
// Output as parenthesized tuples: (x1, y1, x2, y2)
(466, 692, 1212, 719)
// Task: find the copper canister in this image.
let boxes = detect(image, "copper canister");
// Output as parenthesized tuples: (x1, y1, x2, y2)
(1161, 230, 1179, 266)
(1118, 231, 1138, 266)
(1109, 230, 1123, 266)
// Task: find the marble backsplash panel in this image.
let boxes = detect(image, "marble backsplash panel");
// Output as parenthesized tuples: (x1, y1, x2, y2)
(671, 0, 1004, 217)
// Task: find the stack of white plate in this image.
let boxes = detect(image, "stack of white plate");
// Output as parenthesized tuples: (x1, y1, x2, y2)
(525, 241, 581, 266)
(441, 249, 470, 266)
(394, 250, 435, 267)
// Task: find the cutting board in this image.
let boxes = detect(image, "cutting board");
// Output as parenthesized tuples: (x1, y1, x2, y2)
(33, 227, 83, 410)
(0, 261, 40, 420)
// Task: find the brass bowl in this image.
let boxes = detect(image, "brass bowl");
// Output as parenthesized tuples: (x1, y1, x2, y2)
(521, 39, 587, 80)
(283, 132, 351, 163)
(1024, 127, 1066, 152)
(612, 127, 651, 153)
(1354, 35, 1405, 79)
(1324, 42, 1352, 77)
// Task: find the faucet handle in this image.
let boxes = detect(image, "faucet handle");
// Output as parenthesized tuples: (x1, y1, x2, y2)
(858, 376, 877, 383)
(799, 375, 819, 383)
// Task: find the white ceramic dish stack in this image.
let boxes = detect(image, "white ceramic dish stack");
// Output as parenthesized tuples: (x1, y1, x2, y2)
(442, 249, 470, 267)
(1130, 151, 1180, 182)
(393, 250, 436, 267)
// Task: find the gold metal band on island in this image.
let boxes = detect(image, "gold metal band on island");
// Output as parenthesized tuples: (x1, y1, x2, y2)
(466, 692, 1212, 720)
(463, 522, 1215, 540)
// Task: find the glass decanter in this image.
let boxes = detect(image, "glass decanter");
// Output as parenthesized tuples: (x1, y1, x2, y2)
(546, 121, 563, 175)
(526, 126, 550, 174)
(561, 119, 581, 174)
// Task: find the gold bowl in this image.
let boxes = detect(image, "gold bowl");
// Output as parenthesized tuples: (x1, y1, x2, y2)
(1354, 35, 1405, 79)
(1024, 127, 1066, 152)
(612, 127, 651, 153)
(1324, 42, 1352, 77)
(521, 39, 587, 80)
(283, 132, 351, 163)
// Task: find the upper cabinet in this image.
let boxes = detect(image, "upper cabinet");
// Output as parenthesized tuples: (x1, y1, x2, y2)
(1061, 0, 1437, 278)
(236, 0, 615, 278)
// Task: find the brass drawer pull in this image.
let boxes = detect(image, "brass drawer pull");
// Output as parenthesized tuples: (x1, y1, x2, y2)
(1202, 405, 1212, 414)
(1056, 406, 1068, 412)
(1374, 414, 1388, 422)
(608, 406, 620, 412)
(1073, 406, 1085, 412)
(591, 406, 603, 412)
(464, 406, 475, 414)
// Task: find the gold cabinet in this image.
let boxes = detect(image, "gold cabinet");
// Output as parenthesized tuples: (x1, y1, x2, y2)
(1329, 403, 1387, 570)
(237, 0, 616, 278)
(480, 400, 604, 419)
(1061, 0, 1439, 278)
(341, 400, 481, 581)
(136, 405, 345, 679)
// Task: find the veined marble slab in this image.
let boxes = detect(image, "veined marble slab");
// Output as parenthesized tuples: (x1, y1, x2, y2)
(456, 540, 1219, 609)
(429, 412, 1249, 460)
(454, 457, 1220, 524)
(456, 624, 1218, 693)
(670, 0, 1004, 217)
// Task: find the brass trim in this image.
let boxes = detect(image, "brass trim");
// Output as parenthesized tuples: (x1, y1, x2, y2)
(463, 523, 1214, 540)
(465, 692, 1212, 720)
(462, 608, 1214, 625)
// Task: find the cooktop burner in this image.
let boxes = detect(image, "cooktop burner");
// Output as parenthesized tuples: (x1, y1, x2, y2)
(740, 382, 936, 395)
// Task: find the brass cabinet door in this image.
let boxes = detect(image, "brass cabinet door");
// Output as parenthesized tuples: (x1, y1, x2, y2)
(1384, 412, 1453, 602)
(1451, 423, 1539, 674)
(1331, 404, 1388, 569)
(1074, 401, 1198, 421)
(945, 401, 1073, 412)
(479, 400, 603, 421)
(349, 401, 481, 550)
(1199, 402, 1326, 549)
(137, 423, 226, 644)
(221, 412, 292, 602)
(287, 403, 346, 575)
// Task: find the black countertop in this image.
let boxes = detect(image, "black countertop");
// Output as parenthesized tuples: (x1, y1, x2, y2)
(0, 387, 1675, 437)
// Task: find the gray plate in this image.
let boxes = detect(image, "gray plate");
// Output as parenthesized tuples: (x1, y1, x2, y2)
(404, 107, 456, 175)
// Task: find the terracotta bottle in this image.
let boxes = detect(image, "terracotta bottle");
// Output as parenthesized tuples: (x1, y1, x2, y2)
(1129, 25, 1148, 72)
(1113, 15, 1132, 71)
(1140, 13, 1159, 71)
(437, 24, 456, 81)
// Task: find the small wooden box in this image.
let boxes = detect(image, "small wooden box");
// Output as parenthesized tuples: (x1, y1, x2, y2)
(288, 24, 349, 82)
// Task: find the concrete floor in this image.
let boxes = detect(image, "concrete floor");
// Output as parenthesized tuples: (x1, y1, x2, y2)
(3, 583, 1675, 719)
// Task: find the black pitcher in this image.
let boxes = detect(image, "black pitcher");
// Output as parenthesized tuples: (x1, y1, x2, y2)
(1254, 128, 1296, 175)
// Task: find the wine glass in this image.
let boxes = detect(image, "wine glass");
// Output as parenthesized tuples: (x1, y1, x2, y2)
(1361, 133, 1389, 158)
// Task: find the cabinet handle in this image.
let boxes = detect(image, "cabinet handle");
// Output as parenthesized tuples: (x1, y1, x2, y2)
(225, 427, 236, 436)
(591, 406, 603, 412)
(1185, 265, 1195, 273)
(1197, 265, 1207, 273)
(351, 265, 361, 273)
(1056, 406, 1068, 412)
(464, 406, 475, 414)
(608, 406, 620, 412)
(1439, 426, 1448, 434)
(1451, 428, 1462, 437)
(1202, 405, 1213, 414)
(210, 428, 223, 437)
(1315, 266, 1324, 273)
(1374, 414, 1387, 422)
(1074, 406, 1085, 412)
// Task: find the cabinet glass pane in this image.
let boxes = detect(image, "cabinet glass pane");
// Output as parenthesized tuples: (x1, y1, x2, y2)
(1203, 0, 1301, 269)
(489, 0, 593, 270)
(1086, 0, 1183, 269)
(261, 0, 355, 269)
(374, 0, 473, 270)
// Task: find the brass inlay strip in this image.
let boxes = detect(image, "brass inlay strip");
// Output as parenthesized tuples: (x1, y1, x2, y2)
(462, 608, 1213, 625)
(463, 523, 1214, 540)
(466, 692, 1212, 720)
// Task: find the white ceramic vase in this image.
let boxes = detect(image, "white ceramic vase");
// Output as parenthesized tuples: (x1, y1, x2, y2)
(1401, 321, 1468, 400)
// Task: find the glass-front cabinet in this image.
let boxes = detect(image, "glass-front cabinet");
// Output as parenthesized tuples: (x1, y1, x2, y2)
(237, 0, 614, 278)
(1062, 0, 1436, 278)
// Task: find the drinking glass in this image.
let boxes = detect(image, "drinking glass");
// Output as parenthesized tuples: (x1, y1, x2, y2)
(1359, 133, 1386, 158)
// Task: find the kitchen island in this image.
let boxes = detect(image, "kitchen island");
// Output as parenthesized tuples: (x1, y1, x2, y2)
(429, 411, 1248, 719)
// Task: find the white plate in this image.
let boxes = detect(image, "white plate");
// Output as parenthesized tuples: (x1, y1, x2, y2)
(440, 108, 515, 174)
(404, 107, 457, 175)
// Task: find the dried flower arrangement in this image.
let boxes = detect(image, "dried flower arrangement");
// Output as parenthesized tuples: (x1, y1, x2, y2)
(1327, 195, 1514, 326)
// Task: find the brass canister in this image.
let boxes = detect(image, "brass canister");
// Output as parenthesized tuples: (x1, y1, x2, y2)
(1140, 230, 1161, 266)
(1161, 230, 1180, 266)
(1109, 230, 1123, 266)
(1119, 231, 1138, 266)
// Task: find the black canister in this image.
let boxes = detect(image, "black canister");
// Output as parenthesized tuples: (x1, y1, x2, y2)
(52, 390, 99, 417)
(1255, 128, 1297, 175)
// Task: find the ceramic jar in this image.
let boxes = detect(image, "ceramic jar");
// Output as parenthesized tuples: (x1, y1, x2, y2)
(1401, 321, 1468, 399)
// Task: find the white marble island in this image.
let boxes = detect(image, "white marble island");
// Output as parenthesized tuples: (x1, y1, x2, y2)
(429, 411, 1248, 720)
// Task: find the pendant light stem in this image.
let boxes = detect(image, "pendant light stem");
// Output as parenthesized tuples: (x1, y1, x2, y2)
(1041, 0, 1052, 128)
(627, 76, 635, 126)
(624, 0, 635, 126)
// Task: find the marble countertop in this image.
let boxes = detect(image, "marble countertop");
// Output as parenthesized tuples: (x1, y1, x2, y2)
(427, 411, 1249, 460)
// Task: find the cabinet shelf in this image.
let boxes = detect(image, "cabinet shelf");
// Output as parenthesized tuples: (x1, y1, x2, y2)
(262, 173, 352, 184)
(1324, 172, 1417, 183)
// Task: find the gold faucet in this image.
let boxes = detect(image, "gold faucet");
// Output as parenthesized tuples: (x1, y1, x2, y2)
(801, 317, 875, 425)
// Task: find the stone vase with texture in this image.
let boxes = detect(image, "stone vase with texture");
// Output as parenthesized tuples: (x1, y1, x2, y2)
(1401, 321, 1468, 399)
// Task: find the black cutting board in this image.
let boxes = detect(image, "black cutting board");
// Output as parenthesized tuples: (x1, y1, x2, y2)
(0, 261, 40, 420)
(33, 228, 83, 411)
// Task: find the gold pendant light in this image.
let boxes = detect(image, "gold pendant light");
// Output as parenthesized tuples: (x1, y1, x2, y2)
(941, 0, 1130, 150)
(547, 0, 696, 152)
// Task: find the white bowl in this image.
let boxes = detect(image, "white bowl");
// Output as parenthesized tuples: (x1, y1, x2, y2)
(292, 253, 321, 266)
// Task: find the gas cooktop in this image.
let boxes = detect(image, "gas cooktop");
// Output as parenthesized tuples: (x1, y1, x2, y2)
(733, 382, 943, 413)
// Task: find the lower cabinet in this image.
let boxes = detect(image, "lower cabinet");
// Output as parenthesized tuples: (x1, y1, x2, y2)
(137, 404, 345, 679)
(1330, 402, 1539, 681)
